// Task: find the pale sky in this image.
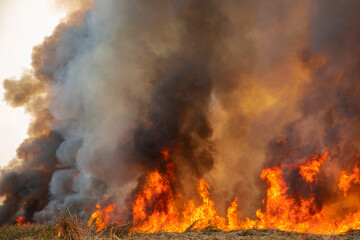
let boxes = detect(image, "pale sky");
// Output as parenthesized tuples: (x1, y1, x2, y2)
(0, 0, 66, 167)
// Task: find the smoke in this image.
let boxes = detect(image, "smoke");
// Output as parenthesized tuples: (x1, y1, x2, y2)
(1, 0, 359, 225)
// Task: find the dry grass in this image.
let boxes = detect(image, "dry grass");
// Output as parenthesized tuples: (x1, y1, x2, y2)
(0, 224, 57, 240)
(2, 215, 360, 240)
(2, 226, 360, 240)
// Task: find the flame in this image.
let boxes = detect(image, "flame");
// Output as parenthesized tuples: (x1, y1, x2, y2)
(130, 150, 360, 234)
(338, 161, 360, 197)
(86, 149, 360, 235)
(131, 174, 244, 233)
(254, 152, 331, 233)
(253, 151, 360, 234)
(255, 163, 322, 233)
(87, 202, 118, 232)
(130, 149, 249, 233)
(16, 216, 30, 226)
(299, 151, 328, 183)
(131, 160, 176, 233)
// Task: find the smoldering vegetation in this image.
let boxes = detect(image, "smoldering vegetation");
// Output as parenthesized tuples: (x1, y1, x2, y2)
(1, 0, 360, 226)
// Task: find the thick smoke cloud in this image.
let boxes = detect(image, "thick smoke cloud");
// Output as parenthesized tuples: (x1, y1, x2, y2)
(1, 0, 359, 224)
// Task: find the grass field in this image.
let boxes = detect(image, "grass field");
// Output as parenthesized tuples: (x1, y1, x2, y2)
(1, 225, 359, 240)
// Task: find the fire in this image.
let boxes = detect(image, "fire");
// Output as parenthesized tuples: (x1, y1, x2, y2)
(254, 151, 360, 234)
(131, 174, 244, 233)
(129, 148, 246, 233)
(129, 147, 259, 233)
(255, 155, 326, 233)
(86, 149, 360, 234)
(131, 159, 176, 232)
(87, 202, 118, 232)
(16, 216, 30, 226)
(299, 151, 328, 183)
(129, 149, 360, 234)
(338, 161, 360, 197)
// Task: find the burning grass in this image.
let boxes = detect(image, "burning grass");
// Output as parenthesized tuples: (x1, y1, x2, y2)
(2, 223, 360, 240)
(2, 211, 360, 240)
(81, 150, 360, 235)
(10, 150, 360, 239)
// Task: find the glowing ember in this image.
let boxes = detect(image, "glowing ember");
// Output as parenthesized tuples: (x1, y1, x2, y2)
(16, 216, 30, 226)
(160, 148, 170, 161)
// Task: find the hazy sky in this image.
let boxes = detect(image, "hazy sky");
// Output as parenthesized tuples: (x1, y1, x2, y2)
(0, 0, 65, 167)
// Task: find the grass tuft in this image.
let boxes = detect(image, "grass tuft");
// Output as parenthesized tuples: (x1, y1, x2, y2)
(56, 210, 84, 240)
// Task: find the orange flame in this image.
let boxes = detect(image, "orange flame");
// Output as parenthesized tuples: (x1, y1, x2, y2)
(253, 151, 360, 234)
(299, 151, 328, 183)
(87, 202, 118, 231)
(16, 216, 30, 226)
(131, 174, 244, 233)
(254, 152, 330, 233)
(87, 149, 360, 235)
(129, 147, 250, 233)
(338, 161, 360, 197)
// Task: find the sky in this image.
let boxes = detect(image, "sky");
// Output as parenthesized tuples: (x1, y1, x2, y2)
(0, 0, 65, 167)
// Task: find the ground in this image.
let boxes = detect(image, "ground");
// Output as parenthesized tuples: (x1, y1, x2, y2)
(0, 226, 359, 240)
